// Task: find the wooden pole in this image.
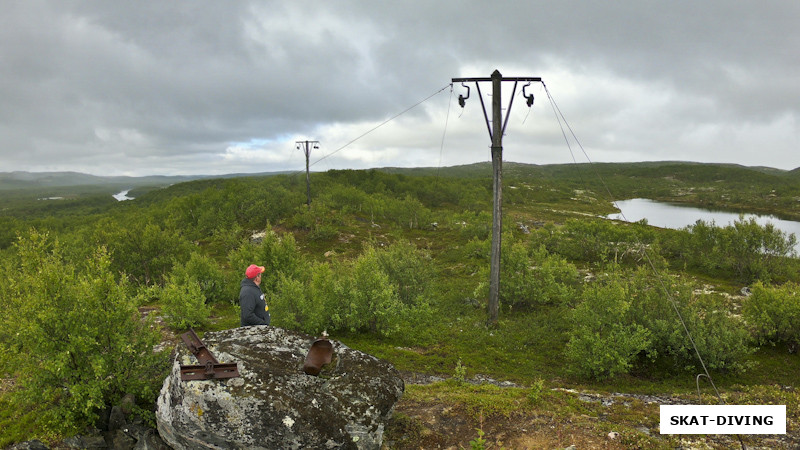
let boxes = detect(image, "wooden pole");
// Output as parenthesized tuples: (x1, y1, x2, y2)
(296, 140, 318, 207)
(451, 72, 541, 327)
(488, 69, 503, 326)
(305, 144, 311, 207)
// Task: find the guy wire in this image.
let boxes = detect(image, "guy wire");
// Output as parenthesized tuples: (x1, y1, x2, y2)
(435, 85, 455, 184)
(303, 83, 452, 173)
(542, 82, 725, 403)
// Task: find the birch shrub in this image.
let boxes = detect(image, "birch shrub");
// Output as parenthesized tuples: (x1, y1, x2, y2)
(667, 217, 798, 283)
(271, 241, 434, 341)
(159, 272, 211, 330)
(0, 231, 165, 435)
(743, 281, 800, 352)
(565, 271, 651, 380)
(567, 266, 754, 380)
(473, 240, 579, 309)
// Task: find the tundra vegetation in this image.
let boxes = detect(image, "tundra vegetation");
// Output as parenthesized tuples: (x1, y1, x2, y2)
(1, 161, 799, 448)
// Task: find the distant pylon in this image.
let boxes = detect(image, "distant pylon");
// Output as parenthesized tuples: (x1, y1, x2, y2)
(296, 140, 319, 206)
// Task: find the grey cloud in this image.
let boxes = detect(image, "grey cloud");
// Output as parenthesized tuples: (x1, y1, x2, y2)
(0, 1, 798, 175)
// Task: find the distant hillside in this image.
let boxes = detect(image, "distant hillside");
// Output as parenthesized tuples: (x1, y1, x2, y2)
(3, 161, 796, 195)
(0, 170, 298, 193)
(0, 171, 206, 191)
(377, 160, 792, 181)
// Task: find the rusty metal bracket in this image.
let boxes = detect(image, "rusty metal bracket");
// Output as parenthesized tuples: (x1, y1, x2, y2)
(179, 329, 240, 381)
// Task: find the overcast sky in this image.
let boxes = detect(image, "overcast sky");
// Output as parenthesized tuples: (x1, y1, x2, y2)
(1, 1, 798, 176)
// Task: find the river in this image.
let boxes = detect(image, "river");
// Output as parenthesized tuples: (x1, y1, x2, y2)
(112, 189, 134, 201)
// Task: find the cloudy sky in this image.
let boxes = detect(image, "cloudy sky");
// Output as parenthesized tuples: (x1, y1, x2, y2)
(1, 1, 798, 176)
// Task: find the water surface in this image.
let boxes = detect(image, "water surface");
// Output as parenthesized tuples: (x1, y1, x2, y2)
(608, 198, 800, 253)
(113, 189, 134, 201)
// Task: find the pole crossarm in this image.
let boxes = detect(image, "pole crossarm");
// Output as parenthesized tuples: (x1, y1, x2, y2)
(452, 76, 543, 140)
(452, 77, 542, 83)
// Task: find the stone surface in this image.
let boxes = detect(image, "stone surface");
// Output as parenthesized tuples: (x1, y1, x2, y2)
(132, 429, 170, 450)
(108, 405, 126, 432)
(62, 434, 108, 448)
(156, 326, 404, 450)
(105, 429, 136, 449)
(7, 441, 50, 450)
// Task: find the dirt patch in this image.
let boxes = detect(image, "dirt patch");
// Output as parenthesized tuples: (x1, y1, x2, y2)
(0, 377, 14, 395)
(389, 373, 637, 449)
(385, 400, 636, 449)
(389, 373, 796, 449)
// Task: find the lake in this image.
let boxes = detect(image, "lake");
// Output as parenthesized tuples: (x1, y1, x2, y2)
(607, 198, 800, 254)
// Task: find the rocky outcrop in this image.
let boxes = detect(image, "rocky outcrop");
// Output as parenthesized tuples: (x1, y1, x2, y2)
(156, 326, 404, 450)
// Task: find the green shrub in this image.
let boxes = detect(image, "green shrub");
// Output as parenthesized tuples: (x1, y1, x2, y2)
(548, 218, 656, 265)
(179, 251, 228, 304)
(289, 201, 343, 240)
(626, 267, 754, 372)
(453, 359, 467, 385)
(304, 262, 339, 333)
(452, 211, 493, 241)
(93, 218, 192, 286)
(333, 246, 404, 336)
(374, 240, 434, 305)
(384, 194, 433, 229)
(673, 294, 753, 372)
(270, 274, 307, 331)
(671, 217, 797, 283)
(526, 378, 545, 405)
(473, 240, 579, 310)
(526, 244, 580, 306)
(565, 272, 651, 380)
(209, 223, 248, 255)
(743, 281, 800, 351)
(227, 229, 307, 301)
(319, 184, 371, 214)
(270, 264, 337, 336)
(269, 242, 434, 341)
(159, 271, 211, 330)
(1, 231, 165, 435)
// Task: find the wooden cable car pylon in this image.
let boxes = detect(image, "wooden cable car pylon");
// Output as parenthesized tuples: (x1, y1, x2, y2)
(452, 69, 542, 326)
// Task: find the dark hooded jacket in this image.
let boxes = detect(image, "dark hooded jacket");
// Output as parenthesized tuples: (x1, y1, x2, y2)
(239, 277, 270, 326)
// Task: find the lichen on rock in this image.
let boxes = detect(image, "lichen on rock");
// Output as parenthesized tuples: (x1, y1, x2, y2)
(156, 326, 404, 449)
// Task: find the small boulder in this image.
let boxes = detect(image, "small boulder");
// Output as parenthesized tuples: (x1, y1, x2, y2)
(107, 405, 126, 432)
(156, 326, 404, 449)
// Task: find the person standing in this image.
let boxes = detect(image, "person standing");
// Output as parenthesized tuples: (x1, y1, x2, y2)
(239, 264, 270, 326)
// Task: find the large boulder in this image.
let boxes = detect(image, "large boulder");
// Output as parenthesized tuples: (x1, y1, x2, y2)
(156, 326, 404, 449)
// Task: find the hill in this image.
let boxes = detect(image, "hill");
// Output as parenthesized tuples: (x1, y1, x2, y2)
(1, 161, 799, 448)
(0, 170, 296, 191)
(2, 160, 793, 192)
(0, 171, 197, 190)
